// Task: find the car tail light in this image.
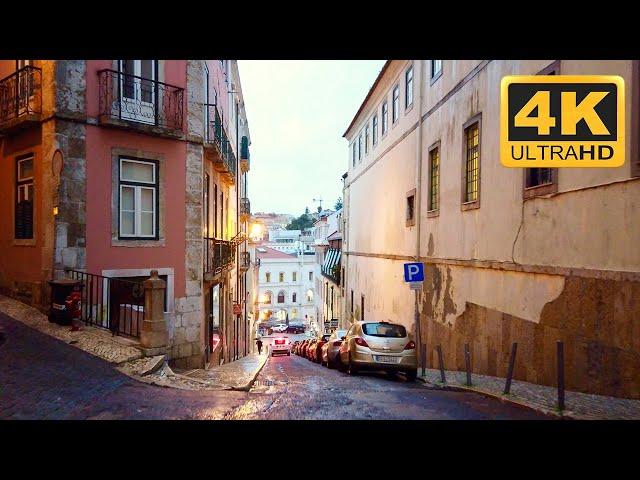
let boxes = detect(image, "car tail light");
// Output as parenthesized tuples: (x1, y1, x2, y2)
(354, 337, 369, 347)
(333, 341, 342, 346)
(405, 341, 416, 350)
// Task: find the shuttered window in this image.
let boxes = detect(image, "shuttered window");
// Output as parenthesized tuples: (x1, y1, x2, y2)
(15, 154, 34, 240)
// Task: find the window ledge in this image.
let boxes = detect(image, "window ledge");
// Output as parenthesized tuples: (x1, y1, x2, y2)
(405, 219, 416, 227)
(430, 71, 443, 86)
(523, 182, 558, 200)
(112, 239, 166, 247)
(12, 239, 36, 247)
(427, 209, 440, 218)
(461, 200, 480, 211)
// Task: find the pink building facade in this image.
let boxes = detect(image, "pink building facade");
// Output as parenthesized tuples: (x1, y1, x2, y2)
(0, 60, 254, 368)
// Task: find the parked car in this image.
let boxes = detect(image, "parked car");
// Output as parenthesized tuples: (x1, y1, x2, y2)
(338, 321, 417, 380)
(299, 339, 310, 357)
(287, 324, 305, 334)
(308, 334, 332, 363)
(305, 339, 316, 360)
(321, 329, 348, 368)
(270, 336, 291, 356)
(272, 324, 288, 333)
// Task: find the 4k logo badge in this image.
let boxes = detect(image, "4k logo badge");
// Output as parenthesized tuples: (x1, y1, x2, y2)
(500, 75, 625, 167)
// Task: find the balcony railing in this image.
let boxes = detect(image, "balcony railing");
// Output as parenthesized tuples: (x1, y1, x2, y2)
(204, 237, 235, 277)
(205, 103, 236, 182)
(0, 66, 42, 131)
(240, 197, 250, 221)
(240, 135, 250, 172)
(239, 251, 251, 271)
(98, 69, 184, 132)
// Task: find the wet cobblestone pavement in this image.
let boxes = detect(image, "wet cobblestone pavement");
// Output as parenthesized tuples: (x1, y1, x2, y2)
(1, 312, 550, 420)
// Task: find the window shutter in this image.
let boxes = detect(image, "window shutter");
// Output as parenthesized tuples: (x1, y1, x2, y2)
(15, 199, 33, 239)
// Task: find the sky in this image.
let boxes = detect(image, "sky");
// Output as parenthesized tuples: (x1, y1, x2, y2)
(238, 60, 385, 216)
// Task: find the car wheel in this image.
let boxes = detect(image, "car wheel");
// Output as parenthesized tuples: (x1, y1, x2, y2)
(406, 370, 417, 381)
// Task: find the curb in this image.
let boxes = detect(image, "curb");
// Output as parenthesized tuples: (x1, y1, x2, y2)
(417, 376, 573, 419)
(229, 354, 269, 391)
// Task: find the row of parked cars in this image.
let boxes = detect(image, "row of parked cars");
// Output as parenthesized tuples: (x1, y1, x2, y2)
(291, 321, 418, 380)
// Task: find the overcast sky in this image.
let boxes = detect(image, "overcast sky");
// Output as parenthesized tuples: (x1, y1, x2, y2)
(238, 60, 385, 216)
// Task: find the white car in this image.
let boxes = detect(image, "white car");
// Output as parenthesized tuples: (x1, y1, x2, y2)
(272, 324, 288, 333)
(270, 337, 291, 356)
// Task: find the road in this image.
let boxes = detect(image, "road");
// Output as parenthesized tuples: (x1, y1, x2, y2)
(0, 313, 549, 419)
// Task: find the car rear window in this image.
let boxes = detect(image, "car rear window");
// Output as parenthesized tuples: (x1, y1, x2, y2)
(362, 323, 407, 338)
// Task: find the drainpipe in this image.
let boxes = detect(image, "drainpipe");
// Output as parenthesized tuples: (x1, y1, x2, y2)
(414, 60, 425, 364)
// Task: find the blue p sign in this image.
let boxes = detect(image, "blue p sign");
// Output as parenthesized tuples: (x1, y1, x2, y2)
(404, 262, 424, 282)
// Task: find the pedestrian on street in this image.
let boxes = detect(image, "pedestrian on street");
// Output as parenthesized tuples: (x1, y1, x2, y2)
(256, 338, 263, 355)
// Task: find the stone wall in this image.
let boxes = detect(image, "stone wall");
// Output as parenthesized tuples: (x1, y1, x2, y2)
(420, 263, 640, 399)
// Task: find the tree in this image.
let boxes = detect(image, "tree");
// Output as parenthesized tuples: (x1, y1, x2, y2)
(334, 197, 343, 210)
(286, 212, 314, 230)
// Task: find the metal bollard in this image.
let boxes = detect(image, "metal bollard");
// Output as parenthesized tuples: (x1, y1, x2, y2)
(436, 344, 446, 383)
(464, 343, 472, 386)
(421, 343, 427, 377)
(503, 342, 518, 395)
(557, 341, 565, 411)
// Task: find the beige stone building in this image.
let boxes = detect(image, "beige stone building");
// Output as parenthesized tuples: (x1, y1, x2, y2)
(342, 60, 640, 399)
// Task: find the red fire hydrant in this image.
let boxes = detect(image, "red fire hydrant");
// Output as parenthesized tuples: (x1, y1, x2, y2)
(66, 290, 82, 331)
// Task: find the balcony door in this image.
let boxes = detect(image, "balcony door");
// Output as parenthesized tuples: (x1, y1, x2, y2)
(119, 60, 157, 125)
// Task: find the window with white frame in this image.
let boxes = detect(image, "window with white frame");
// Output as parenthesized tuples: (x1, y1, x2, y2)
(431, 60, 442, 81)
(405, 65, 414, 108)
(382, 101, 388, 135)
(372, 114, 378, 145)
(358, 133, 363, 162)
(365, 124, 369, 154)
(119, 158, 158, 239)
(392, 85, 400, 123)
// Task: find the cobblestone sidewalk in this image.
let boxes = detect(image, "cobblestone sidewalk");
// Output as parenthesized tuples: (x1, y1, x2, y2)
(418, 367, 640, 420)
(0, 294, 143, 364)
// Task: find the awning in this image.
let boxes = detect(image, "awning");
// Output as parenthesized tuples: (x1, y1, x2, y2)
(322, 248, 341, 276)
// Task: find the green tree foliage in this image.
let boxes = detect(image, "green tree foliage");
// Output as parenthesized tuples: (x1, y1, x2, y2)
(286, 211, 315, 230)
(334, 197, 343, 210)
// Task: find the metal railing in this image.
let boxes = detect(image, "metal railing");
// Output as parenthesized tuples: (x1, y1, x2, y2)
(65, 269, 144, 338)
(240, 197, 251, 217)
(0, 66, 42, 127)
(205, 103, 237, 179)
(241, 135, 250, 163)
(98, 69, 184, 131)
(204, 237, 235, 276)
(239, 251, 251, 270)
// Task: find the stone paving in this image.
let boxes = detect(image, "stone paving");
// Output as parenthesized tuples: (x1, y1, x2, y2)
(418, 367, 640, 420)
(0, 294, 143, 364)
(174, 354, 269, 390)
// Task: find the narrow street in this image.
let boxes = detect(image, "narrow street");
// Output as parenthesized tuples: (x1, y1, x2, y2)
(1, 313, 549, 420)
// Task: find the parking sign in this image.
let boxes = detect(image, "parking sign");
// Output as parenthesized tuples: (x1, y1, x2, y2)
(403, 262, 424, 283)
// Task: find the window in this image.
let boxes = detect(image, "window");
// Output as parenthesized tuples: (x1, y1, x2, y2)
(381, 101, 388, 135)
(350, 290, 354, 313)
(292, 292, 297, 303)
(264, 291, 272, 304)
(365, 125, 369, 154)
(352, 143, 356, 167)
(463, 119, 481, 206)
(308, 271, 313, 281)
(277, 291, 285, 304)
(15, 154, 34, 240)
(307, 289, 313, 302)
(361, 294, 365, 321)
(431, 60, 442, 82)
(292, 271, 297, 282)
(358, 133, 363, 162)
(265, 272, 271, 283)
(428, 145, 440, 212)
(119, 60, 157, 124)
(119, 158, 158, 239)
(279, 272, 284, 282)
(372, 115, 378, 145)
(392, 85, 400, 123)
(406, 189, 416, 227)
(405, 66, 414, 108)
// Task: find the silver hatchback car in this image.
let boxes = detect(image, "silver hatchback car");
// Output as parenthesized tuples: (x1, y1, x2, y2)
(321, 329, 348, 368)
(338, 321, 418, 380)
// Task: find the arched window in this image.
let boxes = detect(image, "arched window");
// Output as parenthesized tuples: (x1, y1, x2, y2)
(263, 291, 272, 304)
(306, 289, 313, 302)
(292, 292, 297, 303)
(277, 291, 285, 303)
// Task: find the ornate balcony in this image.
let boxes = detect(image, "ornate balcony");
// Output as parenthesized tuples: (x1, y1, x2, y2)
(203, 237, 235, 281)
(98, 69, 184, 136)
(0, 66, 42, 133)
(204, 103, 236, 184)
(240, 197, 251, 222)
(238, 251, 251, 273)
(240, 135, 250, 173)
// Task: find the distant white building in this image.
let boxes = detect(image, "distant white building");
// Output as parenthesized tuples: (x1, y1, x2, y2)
(255, 246, 317, 331)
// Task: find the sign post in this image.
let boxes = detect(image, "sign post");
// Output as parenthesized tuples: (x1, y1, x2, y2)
(404, 262, 425, 374)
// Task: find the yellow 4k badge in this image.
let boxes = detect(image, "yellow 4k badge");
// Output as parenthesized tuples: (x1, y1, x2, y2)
(500, 75, 625, 167)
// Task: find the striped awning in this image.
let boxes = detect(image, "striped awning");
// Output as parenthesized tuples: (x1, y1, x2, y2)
(322, 248, 341, 276)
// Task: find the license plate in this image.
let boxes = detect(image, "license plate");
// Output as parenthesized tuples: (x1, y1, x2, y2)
(374, 355, 400, 364)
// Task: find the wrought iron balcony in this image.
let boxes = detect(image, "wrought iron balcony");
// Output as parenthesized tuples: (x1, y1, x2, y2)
(203, 237, 235, 279)
(204, 103, 236, 184)
(0, 66, 42, 132)
(240, 197, 251, 222)
(238, 251, 251, 272)
(98, 69, 184, 133)
(240, 135, 250, 173)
